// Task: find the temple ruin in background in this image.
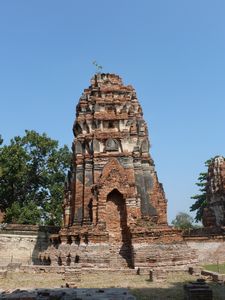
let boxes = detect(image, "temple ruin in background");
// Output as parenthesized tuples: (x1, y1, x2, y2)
(203, 156, 225, 227)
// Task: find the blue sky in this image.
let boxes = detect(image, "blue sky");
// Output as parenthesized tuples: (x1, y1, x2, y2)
(0, 1, 225, 223)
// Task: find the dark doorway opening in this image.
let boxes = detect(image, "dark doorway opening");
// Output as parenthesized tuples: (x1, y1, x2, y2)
(106, 189, 134, 268)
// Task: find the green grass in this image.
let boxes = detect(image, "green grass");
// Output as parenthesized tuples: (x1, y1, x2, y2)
(204, 263, 225, 274)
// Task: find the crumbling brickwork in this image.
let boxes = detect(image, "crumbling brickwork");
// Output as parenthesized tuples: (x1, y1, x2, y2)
(203, 156, 225, 227)
(64, 73, 167, 228)
(40, 74, 196, 269)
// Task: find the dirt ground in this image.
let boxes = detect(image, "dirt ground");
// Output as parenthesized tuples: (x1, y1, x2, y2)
(0, 271, 225, 300)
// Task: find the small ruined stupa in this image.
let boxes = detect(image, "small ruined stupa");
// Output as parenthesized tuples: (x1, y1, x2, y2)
(41, 74, 196, 269)
(203, 156, 225, 227)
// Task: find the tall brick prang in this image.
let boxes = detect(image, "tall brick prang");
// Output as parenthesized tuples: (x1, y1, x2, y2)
(65, 73, 167, 229)
(40, 74, 196, 270)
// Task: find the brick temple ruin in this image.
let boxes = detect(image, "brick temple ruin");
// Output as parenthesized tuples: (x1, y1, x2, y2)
(40, 73, 197, 269)
(65, 73, 167, 228)
(203, 156, 225, 227)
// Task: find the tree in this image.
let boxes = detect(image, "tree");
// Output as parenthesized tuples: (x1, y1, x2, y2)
(5, 201, 41, 225)
(0, 130, 71, 225)
(190, 157, 216, 222)
(171, 212, 194, 229)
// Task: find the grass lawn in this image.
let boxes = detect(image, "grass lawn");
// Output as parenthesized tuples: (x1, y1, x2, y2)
(0, 271, 225, 300)
(203, 263, 225, 274)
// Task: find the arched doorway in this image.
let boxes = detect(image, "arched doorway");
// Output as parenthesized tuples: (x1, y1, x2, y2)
(106, 189, 126, 242)
(106, 189, 134, 268)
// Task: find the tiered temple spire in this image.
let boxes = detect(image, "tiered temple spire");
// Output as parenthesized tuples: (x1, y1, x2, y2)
(63, 73, 167, 229)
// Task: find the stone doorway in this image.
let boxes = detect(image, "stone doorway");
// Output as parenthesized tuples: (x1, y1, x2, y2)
(106, 189, 134, 268)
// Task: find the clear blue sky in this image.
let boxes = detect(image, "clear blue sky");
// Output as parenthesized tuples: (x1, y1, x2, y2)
(0, 1, 225, 223)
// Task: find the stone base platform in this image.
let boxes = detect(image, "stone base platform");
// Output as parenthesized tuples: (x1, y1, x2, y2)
(39, 226, 197, 271)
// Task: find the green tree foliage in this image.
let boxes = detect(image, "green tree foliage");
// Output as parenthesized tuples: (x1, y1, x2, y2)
(0, 130, 71, 225)
(190, 157, 216, 222)
(171, 212, 194, 229)
(5, 201, 41, 225)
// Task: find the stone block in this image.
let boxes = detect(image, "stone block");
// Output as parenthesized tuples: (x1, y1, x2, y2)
(189, 266, 203, 276)
(184, 279, 213, 300)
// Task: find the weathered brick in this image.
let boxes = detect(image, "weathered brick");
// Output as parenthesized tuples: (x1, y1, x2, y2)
(40, 74, 196, 270)
(202, 156, 225, 227)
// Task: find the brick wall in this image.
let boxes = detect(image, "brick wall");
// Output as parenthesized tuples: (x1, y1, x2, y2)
(0, 224, 58, 266)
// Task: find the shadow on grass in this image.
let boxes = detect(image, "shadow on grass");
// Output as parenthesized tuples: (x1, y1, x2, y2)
(0, 287, 133, 299)
(131, 280, 225, 300)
